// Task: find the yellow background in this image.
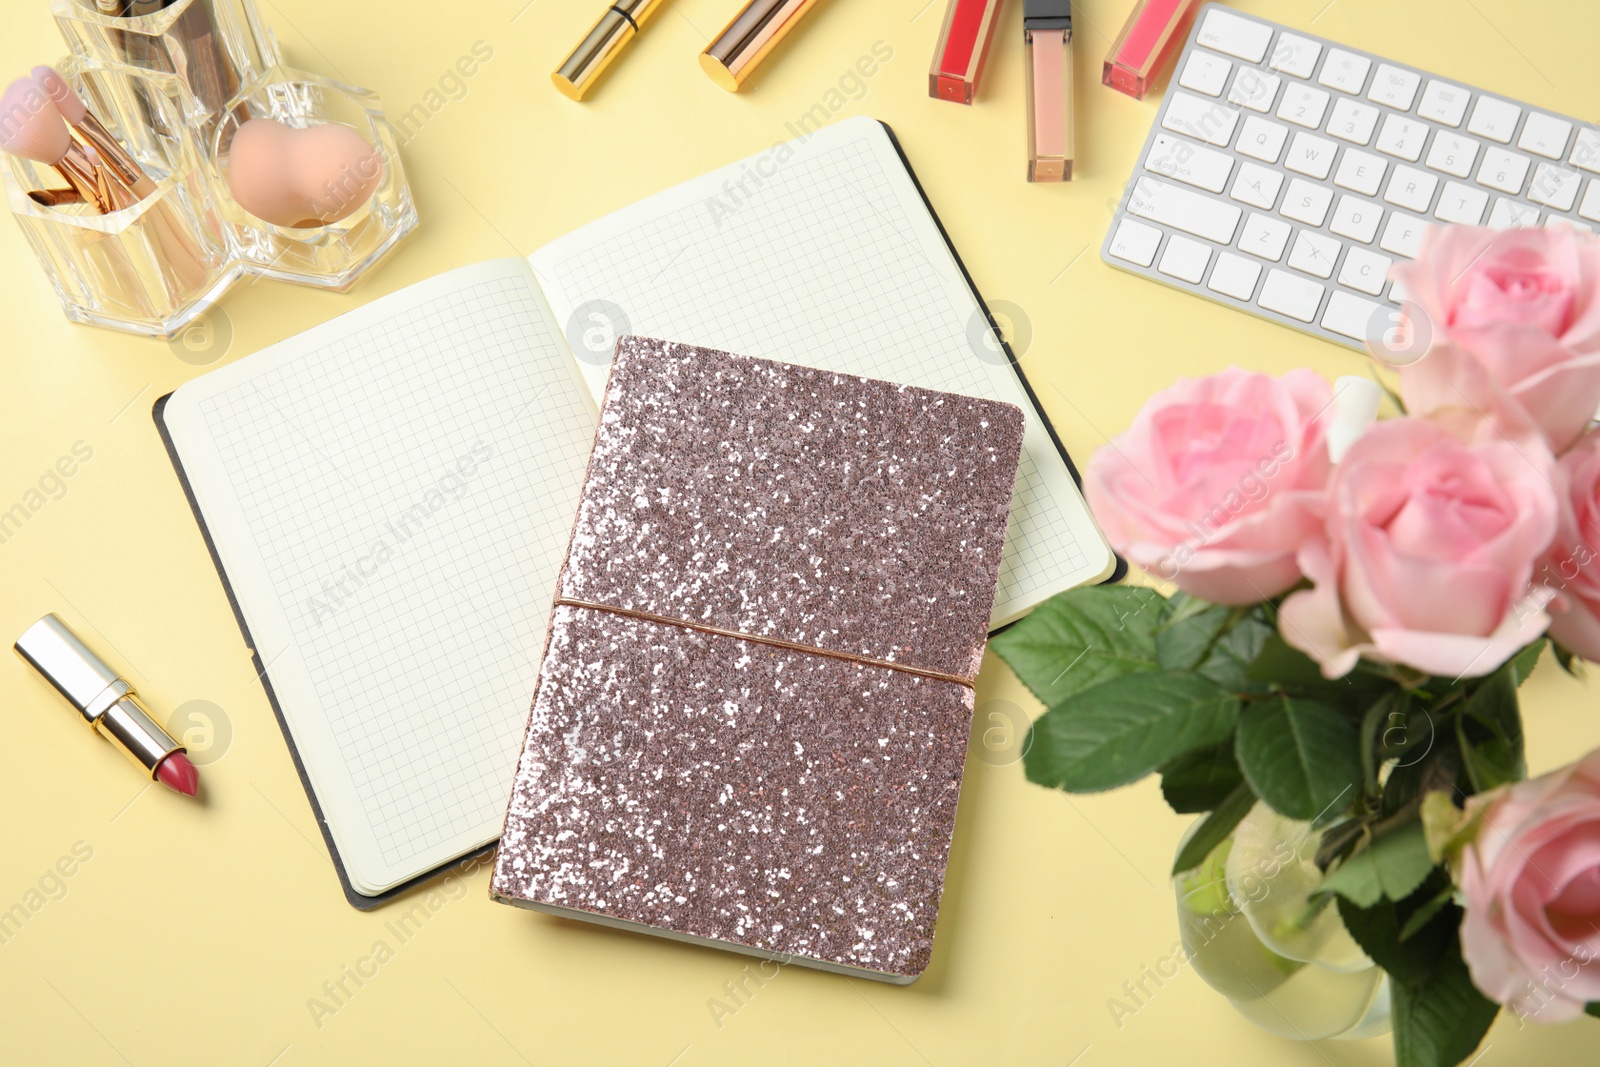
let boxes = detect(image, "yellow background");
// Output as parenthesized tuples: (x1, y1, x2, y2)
(3, 0, 1598, 1063)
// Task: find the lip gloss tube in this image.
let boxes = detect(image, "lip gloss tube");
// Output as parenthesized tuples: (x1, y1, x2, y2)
(1025, 0, 1074, 182)
(1103, 0, 1199, 100)
(929, 0, 1004, 105)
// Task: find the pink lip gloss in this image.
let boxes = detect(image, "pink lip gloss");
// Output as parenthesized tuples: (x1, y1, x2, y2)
(1024, 0, 1074, 182)
(1103, 0, 1198, 100)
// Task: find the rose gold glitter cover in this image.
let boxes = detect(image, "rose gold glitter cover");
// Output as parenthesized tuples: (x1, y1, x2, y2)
(490, 337, 1025, 983)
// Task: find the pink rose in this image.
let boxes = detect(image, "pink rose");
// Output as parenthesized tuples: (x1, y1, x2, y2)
(1542, 430, 1600, 660)
(1084, 368, 1331, 605)
(1395, 226, 1600, 453)
(1459, 749, 1600, 1022)
(1280, 417, 1558, 678)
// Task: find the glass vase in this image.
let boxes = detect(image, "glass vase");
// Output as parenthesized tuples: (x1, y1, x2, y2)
(1173, 802, 1392, 1041)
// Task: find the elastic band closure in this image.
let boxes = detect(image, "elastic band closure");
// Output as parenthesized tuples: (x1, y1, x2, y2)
(554, 597, 975, 689)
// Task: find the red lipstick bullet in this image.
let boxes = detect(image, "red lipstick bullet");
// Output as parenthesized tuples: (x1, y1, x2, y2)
(15, 614, 201, 798)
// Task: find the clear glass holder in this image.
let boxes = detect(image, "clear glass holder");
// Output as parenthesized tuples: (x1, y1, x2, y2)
(51, 0, 279, 125)
(3, 59, 236, 337)
(209, 68, 418, 292)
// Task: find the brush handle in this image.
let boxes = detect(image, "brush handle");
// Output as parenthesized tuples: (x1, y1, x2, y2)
(72, 113, 157, 199)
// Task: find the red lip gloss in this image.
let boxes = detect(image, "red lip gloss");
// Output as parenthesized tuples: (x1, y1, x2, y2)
(1103, 0, 1199, 100)
(929, 0, 1004, 104)
(15, 614, 200, 797)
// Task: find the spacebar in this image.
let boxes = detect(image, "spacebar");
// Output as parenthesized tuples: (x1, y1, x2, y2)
(1128, 177, 1242, 245)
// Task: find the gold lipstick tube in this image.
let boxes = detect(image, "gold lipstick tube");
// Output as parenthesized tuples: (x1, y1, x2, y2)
(699, 0, 824, 92)
(554, 0, 667, 101)
(14, 614, 184, 780)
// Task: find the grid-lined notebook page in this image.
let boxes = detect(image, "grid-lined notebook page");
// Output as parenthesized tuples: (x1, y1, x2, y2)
(528, 117, 1113, 626)
(161, 259, 596, 896)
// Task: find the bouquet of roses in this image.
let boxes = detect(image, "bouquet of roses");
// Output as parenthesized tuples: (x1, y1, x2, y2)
(994, 226, 1600, 1065)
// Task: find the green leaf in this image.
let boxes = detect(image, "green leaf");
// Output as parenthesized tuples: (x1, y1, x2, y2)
(1360, 691, 1409, 797)
(1337, 872, 1459, 987)
(991, 587, 1170, 707)
(1236, 698, 1363, 821)
(1459, 668, 1526, 792)
(1321, 821, 1437, 907)
(1555, 643, 1582, 677)
(1392, 943, 1499, 1067)
(1247, 633, 1329, 687)
(1159, 602, 1273, 694)
(1587, 1002, 1600, 1020)
(1509, 639, 1546, 686)
(1161, 745, 1244, 814)
(1023, 673, 1240, 794)
(1172, 782, 1256, 875)
(1399, 883, 1456, 942)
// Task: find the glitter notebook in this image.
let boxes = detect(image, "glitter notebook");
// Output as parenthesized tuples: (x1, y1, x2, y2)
(490, 338, 1026, 983)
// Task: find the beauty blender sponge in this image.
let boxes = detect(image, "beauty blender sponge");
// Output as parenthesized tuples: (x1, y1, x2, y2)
(226, 117, 383, 227)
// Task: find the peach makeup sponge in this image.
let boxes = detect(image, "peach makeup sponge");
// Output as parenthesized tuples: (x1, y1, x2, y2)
(226, 118, 383, 228)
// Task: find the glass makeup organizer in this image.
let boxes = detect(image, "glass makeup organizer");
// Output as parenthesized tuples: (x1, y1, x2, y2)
(5, 0, 418, 337)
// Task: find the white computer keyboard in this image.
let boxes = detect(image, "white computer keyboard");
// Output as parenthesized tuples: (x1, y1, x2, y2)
(1102, 3, 1599, 350)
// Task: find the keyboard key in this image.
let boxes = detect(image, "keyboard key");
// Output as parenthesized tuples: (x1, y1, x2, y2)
(1208, 252, 1262, 300)
(1573, 129, 1600, 174)
(1128, 177, 1243, 244)
(1417, 80, 1470, 126)
(1330, 195, 1383, 242)
(1278, 83, 1331, 128)
(1489, 198, 1540, 229)
(1375, 114, 1428, 161)
(1270, 33, 1322, 79)
(1435, 181, 1489, 225)
(1230, 162, 1284, 209)
(1339, 247, 1393, 295)
(1228, 67, 1281, 112)
(1380, 212, 1427, 258)
(1145, 134, 1235, 193)
(1581, 180, 1600, 223)
(1108, 218, 1163, 266)
(1327, 97, 1380, 145)
(1477, 147, 1531, 194)
(1259, 270, 1325, 322)
(1197, 9, 1273, 62)
(1179, 51, 1232, 97)
(1281, 178, 1335, 226)
(1528, 163, 1582, 212)
(1239, 213, 1292, 260)
(1548, 216, 1593, 233)
(1324, 291, 1384, 341)
(1425, 132, 1480, 178)
(1367, 64, 1421, 110)
(1389, 277, 1409, 305)
(1384, 166, 1439, 212)
(1519, 113, 1573, 159)
(1164, 91, 1241, 147)
(1237, 116, 1289, 163)
(1285, 132, 1339, 179)
(1334, 149, 1387, 196)
(1318, 49, 1371, 94)
(1288, 230, 1341, 278)
(1469, 97, 1521, 143)
(1158, 234, 1213, 283)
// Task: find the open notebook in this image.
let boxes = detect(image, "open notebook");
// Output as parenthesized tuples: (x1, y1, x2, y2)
(156, 116, 1115, 907)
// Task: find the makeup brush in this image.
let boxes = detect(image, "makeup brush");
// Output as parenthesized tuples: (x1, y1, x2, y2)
(34, 66, 154, 200)
(0, 78, 113, 213)
(28, 187, 86, 207)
